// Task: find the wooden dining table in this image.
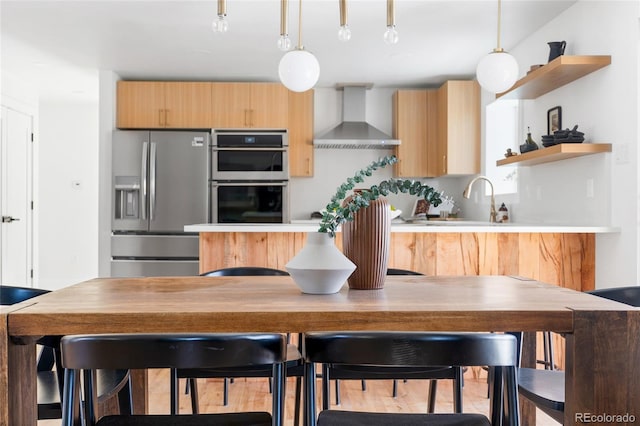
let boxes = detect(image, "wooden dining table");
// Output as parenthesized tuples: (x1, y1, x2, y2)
(1, 275, 639, 426)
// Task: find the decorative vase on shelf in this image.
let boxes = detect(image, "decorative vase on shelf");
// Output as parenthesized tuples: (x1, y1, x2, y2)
(285, 232, 356, 295)
(547, 41, 566, 62)
(341, 194, 391, 290)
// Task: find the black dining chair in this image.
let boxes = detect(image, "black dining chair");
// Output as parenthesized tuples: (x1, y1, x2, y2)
(174, 267, 303, 425)
(328, 268, 460, 413)
(0, 285, 132, 420)
(60, 333, 287, 426)
(303, 331, 520, 426)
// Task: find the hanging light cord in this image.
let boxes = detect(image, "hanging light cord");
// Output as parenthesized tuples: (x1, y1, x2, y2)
(280, 0, 288, 36)
(387, 0, 395, 27)
(340, 0, 347, 27)
(294, 0, 303, 49)
(495, 0, 503, 52)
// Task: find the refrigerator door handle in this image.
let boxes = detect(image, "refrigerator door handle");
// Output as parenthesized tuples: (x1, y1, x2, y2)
(141, 141, 149, 220)
(150, 142, 157, 220)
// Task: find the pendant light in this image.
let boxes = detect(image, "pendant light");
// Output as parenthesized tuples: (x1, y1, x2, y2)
(278, 0, 320, 92)
(383, 0, 399, 45)
(277, 0, 292, 51)
(338, 0, 351, 42)
(476, 0, 519, 93)
(212, 0, 229, 33)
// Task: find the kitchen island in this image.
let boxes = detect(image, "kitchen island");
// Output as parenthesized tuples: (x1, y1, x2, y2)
(185, 221, 617, 292)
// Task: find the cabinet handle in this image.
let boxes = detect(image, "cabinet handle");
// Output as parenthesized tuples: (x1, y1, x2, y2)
(442, 155, 446, 174)
(250, 109, 255, 127)
(164, 109, 169, 127)
(306, 158, 311, 175)
(158, 109, 164, 126)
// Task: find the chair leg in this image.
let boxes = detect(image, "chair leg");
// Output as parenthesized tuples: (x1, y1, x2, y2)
(117, 375, 133, 415)
(269, 377, 273, 393)
(322, 365, 331, 410)
(223, 377, 229, 406)
(271, 363, 285, 426)
(294, 376, 302, 426)
(427, 380, 437, 413)
(361, 379, 366, 391)
(305, 362, 317, 426)
(392, 379, 398, 398)
(334, 379, 341, 405)
(170, 369, 179, 415)
(453, 367, 463, 413)
(189, 378, 199, 414)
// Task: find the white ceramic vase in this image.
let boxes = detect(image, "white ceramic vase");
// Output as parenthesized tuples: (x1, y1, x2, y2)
(286, 232, 356, 294)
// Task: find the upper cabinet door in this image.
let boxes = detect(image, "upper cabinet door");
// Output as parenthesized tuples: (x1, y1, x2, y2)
(436, 80, 480, 176)
(250, 83, 289, 128)
(117, 81, 166, 129)
(393, 90, 438, 178)
(288, 89, 314, 177)
(164, 82, 213, 128)
(211, 83, 252, 128)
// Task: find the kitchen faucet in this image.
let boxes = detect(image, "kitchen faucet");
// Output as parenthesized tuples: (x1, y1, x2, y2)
(463, 176, 497, 223)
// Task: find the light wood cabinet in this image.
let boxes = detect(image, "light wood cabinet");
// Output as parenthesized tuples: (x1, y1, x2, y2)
(393, 90, 438, 177)
(436, 80, 480, 176)
(288, 90, 314, 177)
(117, 81, 213, 129)
(211, 82, 289, 128)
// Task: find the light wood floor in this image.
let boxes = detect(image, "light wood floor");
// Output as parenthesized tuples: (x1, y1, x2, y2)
(39, 368, 559, 425)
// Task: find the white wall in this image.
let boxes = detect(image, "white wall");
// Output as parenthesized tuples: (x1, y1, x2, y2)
(38, 100, 100, 290)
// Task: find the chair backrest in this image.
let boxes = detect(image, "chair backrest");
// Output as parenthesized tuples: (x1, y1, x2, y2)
(588, 286, 640, 307)
(386, 268, 423, 276)
(304, 332, 517, 367)
(303, 331, 519, 426)
(200, 266, 290, 277)
(61, 333, 287, 425)
(0, 285, 49, 305)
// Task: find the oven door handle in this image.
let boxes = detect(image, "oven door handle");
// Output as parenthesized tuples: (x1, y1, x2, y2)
(211, 147, 287, 152)
(210, 182, 288, 187)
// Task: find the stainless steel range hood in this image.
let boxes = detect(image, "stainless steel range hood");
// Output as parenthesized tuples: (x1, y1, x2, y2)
(313, 86, 400, 149)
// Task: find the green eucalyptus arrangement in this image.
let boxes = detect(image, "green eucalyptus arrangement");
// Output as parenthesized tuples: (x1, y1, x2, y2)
(318, 155, 443, 237)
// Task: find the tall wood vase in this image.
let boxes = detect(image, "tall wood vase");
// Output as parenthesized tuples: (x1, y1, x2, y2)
(342, 196, 391, 290)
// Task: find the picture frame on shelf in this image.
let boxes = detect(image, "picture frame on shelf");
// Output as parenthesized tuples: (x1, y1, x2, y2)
(411, 199, 429, 218)
(547, 106, 562, 135)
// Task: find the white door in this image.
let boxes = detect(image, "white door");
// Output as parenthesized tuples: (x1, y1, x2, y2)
(0, 106, 33, 285)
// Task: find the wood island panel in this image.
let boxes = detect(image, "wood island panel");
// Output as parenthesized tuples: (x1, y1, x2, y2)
(199, 232, 595, 291)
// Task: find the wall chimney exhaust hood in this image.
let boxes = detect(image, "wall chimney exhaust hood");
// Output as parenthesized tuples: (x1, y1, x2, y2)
(313, 86, 400, 149)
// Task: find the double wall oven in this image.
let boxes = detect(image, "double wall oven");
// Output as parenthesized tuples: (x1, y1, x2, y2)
(210, 130, 289, 223)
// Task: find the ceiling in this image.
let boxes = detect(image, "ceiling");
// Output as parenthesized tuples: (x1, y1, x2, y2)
(0, 0, 577, 100)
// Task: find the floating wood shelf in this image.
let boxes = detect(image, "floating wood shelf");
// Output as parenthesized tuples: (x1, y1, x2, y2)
(497, 143, 612, 167)
(496, 55, 611, 100)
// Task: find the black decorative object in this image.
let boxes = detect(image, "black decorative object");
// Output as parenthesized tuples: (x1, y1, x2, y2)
(547, 106, 562, 135)
(548, 41, 566, 62)
(520, 127, 539, 154)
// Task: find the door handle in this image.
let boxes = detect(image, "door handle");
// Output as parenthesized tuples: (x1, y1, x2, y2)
(2, 216, 20, 223)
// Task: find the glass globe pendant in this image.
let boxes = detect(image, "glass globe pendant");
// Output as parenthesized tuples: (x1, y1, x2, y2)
(279, 49, 320, 92)
(476, 49, 519, 93)
(278, 0, 320, 92)
(476, 0, 519, 93)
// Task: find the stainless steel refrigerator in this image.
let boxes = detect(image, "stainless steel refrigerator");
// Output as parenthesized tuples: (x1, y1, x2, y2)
(111, 130, 209, 277)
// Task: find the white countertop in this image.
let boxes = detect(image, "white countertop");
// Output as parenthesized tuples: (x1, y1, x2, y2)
(185, 220, 619, 234)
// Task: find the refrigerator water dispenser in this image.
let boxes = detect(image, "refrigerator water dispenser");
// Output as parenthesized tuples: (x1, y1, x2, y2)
(115, 176, 140, 219)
